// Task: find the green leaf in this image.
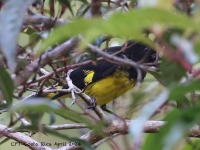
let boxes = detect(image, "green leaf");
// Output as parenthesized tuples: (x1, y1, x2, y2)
(163, 28, 184, 47)
(77, 0, 88, 4)
(39, 18, 100, 54)
(182, 140, 200, 150)
(76, 3, 90, 17)
(155, 58, 186, 86)
(0, 66, 14, 105)
(58, 0, 74, 16)
(142, 107, 200, 150)
(0, 103, 9, 111)
(0, 0, 34, 72)
(194, 38, 200, 55)
(17, 125, 94, 150)
(127, 91, 147, 116)
(43, 128, 94, 150)
(169, 79, 200, 101)
(0, 138, 10, 145)
(10, 98, 104, 131)
(130, 90, 169, 140)
(40, 8, 200, 54)
(24, 26, 37, 35)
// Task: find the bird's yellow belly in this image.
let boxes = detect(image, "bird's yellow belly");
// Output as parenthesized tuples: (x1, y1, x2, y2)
(84, 71, 135, 106)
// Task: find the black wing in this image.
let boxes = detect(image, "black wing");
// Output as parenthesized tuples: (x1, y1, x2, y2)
(70, 61, 117, 90)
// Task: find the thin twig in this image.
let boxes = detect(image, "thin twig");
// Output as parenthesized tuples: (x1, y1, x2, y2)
(14, 113, 31, 126)
(46, 123, 87, 130)
(27, 41, 141, 86)
(23, 13, 67, 27)
(13, 38, 79, 87)
(85, 41, 152, 71)
(92, 133, 120, 149)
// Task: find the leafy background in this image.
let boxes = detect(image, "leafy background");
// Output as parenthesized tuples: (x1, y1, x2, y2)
(0, 0, 200, 150)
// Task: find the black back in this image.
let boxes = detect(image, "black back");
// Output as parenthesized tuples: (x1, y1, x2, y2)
(70, 41, 156, 90)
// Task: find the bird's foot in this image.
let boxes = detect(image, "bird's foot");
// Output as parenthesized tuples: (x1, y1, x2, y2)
(101, 104, 119, 117)
(65, 69, 82, 107)
(101, 104, 113, 114)
(85, 97, 97, 109)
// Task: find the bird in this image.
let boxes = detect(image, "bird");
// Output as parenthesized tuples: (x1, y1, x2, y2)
(49, 40, 157, 112)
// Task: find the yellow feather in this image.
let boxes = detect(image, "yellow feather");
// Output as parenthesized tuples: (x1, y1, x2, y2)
(46, 86, 65, 99)
(83, 70, 95, 84)
(84, 70, 135, 106)
(45, 70, 135, 106)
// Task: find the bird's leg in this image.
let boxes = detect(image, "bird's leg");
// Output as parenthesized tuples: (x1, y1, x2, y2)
(101, 104, 122, 118)
(101, 104, 116, 115)
(65, 69, 77, 107)
(85, 96, 97, 109)
(101, 104, 111, 113)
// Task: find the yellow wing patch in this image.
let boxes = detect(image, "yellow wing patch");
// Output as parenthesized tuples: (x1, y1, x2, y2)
(83, 70, 95, 84)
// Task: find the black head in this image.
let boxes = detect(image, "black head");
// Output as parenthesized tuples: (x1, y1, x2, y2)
(123, 41, 157, 63)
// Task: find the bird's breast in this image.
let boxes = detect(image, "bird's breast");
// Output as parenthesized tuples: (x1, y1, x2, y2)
(84, 70, 135, 106)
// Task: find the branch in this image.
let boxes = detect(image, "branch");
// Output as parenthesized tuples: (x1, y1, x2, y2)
(77, 92, 106, 119)
(91, 0, 102, 16)
(23, 14, 67, 28)
(56, 120, 200, 150)
(85, 41, 155, 72)
(13, 38, 78, 87)
(85, 42, 156, 88)
(2, 119, 200, 150)
(0, 124, 52, 150)
(27, 55, 107, 85)
(47, 123, 87, 130)
(27, 40, 152, 85)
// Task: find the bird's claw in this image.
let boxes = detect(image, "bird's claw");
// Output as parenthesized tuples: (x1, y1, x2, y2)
(65, 69, 77, 107)
(85, 97, 97, 109)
